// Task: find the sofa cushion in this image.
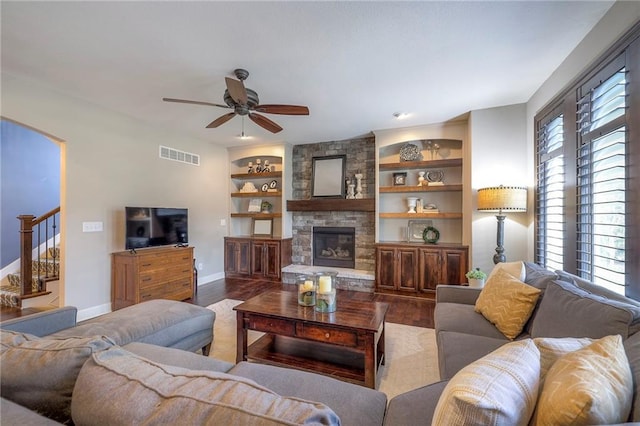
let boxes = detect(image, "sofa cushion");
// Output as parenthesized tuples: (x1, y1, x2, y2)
(432, 339, 540, 426)
(229, 361, 387, 426)
(383, 380, 448, 426)
(436, 331, 512, 381)
(475, 269, 541, 339)
(435, 302, 509, 341)
(71, 347, 340, 426)
(123, 341, 234, 373)
(0, 330, 114, 423)
(555, 270, 640, 307)
(48, 300, 214, 352)
(624, 331, 640, 422)
(530, 280, 640, 339)
(534, 335, 632, 425)
(522, 262, 559, 334)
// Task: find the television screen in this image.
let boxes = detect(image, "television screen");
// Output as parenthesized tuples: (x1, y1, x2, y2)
(125, 207, 188, 250)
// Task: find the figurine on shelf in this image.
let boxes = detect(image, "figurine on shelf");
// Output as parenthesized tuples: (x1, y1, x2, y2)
(354, 173, 363, 199)
(255, 158, 263, 173)
(418, 171, 426, 186)
(247, 161, 254, 174)
(263, 160, 270, 173)
(346, 182, 356, 199)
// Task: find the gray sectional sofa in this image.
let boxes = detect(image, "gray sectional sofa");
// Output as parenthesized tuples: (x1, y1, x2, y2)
(384, 262, 640, 425)
(4, 263, 640, 424)
(0, 299, 387, 425)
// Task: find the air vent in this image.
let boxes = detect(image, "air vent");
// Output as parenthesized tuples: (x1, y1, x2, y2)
(159, 145, 200, 166)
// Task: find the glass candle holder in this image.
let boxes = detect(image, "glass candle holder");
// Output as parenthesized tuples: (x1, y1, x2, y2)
(298, 275, 316, 306)
(315, 271, 338, 313)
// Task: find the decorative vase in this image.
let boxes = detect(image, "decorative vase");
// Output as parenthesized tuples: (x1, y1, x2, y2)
(315, 271, 338, 313)
(417, 171, 426, 186)
(346, 183, 356, 199)
(468, 278, 485, 288)
(407, 197, 419, 213)
(298, 275, 316, 306)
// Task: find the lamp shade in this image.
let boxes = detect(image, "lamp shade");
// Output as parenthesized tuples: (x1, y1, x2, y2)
(477, 185, 527, 212)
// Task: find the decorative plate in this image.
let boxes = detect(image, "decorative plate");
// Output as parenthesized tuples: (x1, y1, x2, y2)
(426, 170, 444, 182)
(261, 183, 269, 192)
(399, 143, 422, 162)
(269, 179, 278, 189)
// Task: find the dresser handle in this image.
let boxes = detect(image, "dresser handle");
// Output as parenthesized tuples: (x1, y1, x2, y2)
(325, 333, 330, 338)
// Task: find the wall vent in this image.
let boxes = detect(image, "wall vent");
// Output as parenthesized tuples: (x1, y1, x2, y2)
(159, 145, 200, 166)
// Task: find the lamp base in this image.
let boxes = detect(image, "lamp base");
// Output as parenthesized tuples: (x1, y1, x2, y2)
(493, 215, 506, 264)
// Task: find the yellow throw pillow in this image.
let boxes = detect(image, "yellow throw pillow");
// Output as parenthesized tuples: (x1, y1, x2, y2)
(534, 335, 632, 425)
(432, 339, 540, 426)
(533, 336, 593, 382)
(487, 261, 526, 281)
(475, 269, 541, 339)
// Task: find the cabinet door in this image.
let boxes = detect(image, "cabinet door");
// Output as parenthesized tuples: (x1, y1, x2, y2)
(251, 242, 265, 277)
(225, 239, 251, 275)
(396, 248, 418, 291)
(418, 248, 441, 292)
(376, 248, 397, 291)
(263, 241, 281, 279)
(441, 248, 468, 285)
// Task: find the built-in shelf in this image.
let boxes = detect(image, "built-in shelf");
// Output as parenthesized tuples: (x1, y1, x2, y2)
(379, 184, 462, 193)
(231, 171, 282, 179)
(230, 213, 282, 218)
(231, 192, 282, 197)
(379, 158, 462, 171)
(379, 212, 463, 219)
(287, 199, 375, 212)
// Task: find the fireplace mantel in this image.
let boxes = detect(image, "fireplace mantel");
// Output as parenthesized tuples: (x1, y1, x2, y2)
(286, 199, 375, 212)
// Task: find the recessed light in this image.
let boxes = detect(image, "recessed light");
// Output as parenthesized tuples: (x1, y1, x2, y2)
(393, 112, 410, 119)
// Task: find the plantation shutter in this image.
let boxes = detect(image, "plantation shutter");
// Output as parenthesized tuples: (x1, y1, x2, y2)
(535, 107, 565, 271)
(575, 54, 628, 293)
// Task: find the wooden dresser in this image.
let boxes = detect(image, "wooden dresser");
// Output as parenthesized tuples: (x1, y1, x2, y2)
(111, 245, 194, 310)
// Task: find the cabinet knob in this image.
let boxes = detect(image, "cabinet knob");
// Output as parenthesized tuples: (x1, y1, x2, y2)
(325, 332, 330, 339)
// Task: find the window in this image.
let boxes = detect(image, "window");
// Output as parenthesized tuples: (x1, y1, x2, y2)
(535, 24, 640, 299)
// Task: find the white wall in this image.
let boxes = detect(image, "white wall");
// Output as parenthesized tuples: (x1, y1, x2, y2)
(469, 104, 529, 274)
(1, 73, 229, 319)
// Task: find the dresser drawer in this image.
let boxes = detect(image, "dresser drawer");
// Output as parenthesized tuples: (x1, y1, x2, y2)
(138, 253, 191, 272)
(296, 324, 358, 347)
(139, 264, 193, 288)
(248, 316, 295, 336)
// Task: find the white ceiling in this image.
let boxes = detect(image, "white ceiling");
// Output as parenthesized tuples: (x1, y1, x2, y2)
(1, 1, 614, 148)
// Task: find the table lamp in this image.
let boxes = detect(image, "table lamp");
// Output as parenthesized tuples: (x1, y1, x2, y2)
(477, 185, 527, 264)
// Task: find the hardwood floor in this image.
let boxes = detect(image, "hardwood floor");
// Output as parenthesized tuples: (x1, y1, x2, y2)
(1, 277, 436, 328)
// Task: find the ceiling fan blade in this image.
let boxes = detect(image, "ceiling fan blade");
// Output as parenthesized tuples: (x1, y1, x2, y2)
(249, 113, 283, 134)
(225, 77, 248, 105)
(206, 112, 236, 128)
(162, 97, 229, 109)
(254, 104, 310, 115)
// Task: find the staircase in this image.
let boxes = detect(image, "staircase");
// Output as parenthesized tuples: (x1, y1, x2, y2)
(0, 207, 60, 308)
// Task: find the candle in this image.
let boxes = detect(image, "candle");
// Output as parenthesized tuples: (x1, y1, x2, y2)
(318, 276, 332, 294)
(302, 280, 314, 292)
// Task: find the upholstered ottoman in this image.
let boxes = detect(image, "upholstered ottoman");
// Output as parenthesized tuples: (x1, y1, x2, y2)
(48, 300, 214, 355)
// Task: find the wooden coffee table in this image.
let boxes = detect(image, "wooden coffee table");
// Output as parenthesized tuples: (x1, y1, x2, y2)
(234, 290, 388, 389)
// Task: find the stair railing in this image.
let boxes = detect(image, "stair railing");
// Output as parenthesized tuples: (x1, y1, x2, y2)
(18, 206, 60, 298)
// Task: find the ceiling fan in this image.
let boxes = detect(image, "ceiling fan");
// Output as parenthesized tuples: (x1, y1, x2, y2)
(163, 69, 309, 134)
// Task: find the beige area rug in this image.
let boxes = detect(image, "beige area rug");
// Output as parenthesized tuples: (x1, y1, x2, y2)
(206, 299, 440, 400)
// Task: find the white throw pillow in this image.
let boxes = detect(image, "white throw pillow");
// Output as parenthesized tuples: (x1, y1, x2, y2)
(487, 261, 526, 282)
(432, 339, 540, 426)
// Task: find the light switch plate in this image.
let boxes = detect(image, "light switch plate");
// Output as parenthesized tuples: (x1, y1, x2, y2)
(82, 221, 103, 232)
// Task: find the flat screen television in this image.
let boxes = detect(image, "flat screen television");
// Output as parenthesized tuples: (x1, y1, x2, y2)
(125, 207, 188, 250)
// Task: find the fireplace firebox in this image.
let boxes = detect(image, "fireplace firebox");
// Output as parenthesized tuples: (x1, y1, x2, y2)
(313, 227, 355, 269)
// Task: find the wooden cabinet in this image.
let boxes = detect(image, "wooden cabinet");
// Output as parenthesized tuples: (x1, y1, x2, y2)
(376, 246, 418, 292)
(224, 236, 292, 281)
(111, 246, 194, 310)
(376, 243, 468, 295)
(224, 238, 251, 275)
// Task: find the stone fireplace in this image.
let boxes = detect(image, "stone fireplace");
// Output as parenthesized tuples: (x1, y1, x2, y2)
(281, 136, 376, 292)
(313, 226, 355, 269)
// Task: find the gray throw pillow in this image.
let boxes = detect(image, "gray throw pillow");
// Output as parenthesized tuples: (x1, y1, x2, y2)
(72, 346, 340, 425)
(530, 280, 640, 339)
(0, 330, 114, 423)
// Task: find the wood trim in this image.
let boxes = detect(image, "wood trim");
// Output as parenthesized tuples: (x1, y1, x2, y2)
(379, 158, 462, 171)
(286, 199, 375, 212)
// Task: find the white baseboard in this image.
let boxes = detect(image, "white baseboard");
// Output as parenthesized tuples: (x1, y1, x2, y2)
(198, 272, 223, 285)
(77, 303, 111, 322)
